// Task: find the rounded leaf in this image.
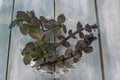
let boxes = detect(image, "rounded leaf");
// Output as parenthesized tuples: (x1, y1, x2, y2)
(84, 46, 93, 53)
(16, 11, 30, 21)
(18, 22, 30, 35)
(65, 48, 73, 57)
(79, 32, 84, 38)
(22, 42, 35, 55)
(48, 65, 54, 71)
(29, 29, 44, 39)
(81, 42, 88, 49)
(68, 29, 72, 35)
(9, 20, 18, 29)
(74, 50, 82, 57)
(77, 22, 82, 31)
(85, 24, 92, 32)
(27, 11, 35, 18)
(77, 40, 84, 45)
(30, 17, 40, 27)
(23, 54, 32, 65)
(56, 61, 64, 68)
(84, 34, 97, 45)
(73, 50, 82, 63)
(57, 14, 66, 23)
(39, 16, 47, 22)
(44, 19, 58, 29)
(91, 24, 97, 29)
(73, 58, 79, 63)
(62, 41, 70, 48)
(62, 24, 67, 33)
(30, 48, 43, 58)
(75, 40, 84, 50)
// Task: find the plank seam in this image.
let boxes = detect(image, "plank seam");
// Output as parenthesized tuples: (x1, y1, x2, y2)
(53, 0, 56, 80)
(5, 0, 15, 80)
(94, 0, 105, 80)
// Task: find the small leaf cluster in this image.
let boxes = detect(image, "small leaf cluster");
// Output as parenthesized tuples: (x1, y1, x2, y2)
(9, 11, 97, 70)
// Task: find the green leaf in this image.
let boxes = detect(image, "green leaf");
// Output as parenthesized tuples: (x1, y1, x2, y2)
(30, 50, 42, 58)
(18, 22, 30, 35)
(73, 50, 82, 63)
(22, 42, 35, 55)
(81, 42, 88, 49)
(65, 48, 73, 57)
(73, 58, 79, 63)
(34, 40, 42, 47)
(16, 11, 30, 21)
(62, 24, 67, 33)
(57, 14, 66, 23)
(30, 17, 40, 27)
(44, 43, 56, 54)
(9, 20, 18, 29)
(47, 65, 54, 71)
(56, 61, 64, 68)
(39, 16, 47, 22)
(23, 54, 32, 65)
(29, 28, 44, 39)
(44, 19, 58, 29)
(27, 11, 35, 18)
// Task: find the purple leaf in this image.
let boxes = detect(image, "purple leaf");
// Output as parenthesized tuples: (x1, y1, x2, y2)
(84, 34, 97, 45)
(77, 22, 82, 31)
(84, 46, 93, 53)
(62, 24, 67, 33)
(57, 35, 65, 40)
(85, 24, 92, 32)
(79, 32, 84, 38)
(68, 29, 72, 35)
(91, 24, 98, 29)
(62, 41, 70, 47)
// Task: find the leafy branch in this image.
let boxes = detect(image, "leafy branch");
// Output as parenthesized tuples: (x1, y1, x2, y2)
(9, 11, 97, 70)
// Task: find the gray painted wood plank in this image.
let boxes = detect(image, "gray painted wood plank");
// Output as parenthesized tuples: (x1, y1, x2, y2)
(0, 0, 13, 80)
(7, 0, 54, 80)
(96, 0, 120, 80)
(55, 0, 102, 80)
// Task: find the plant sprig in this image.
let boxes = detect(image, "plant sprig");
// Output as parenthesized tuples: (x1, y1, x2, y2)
(9, 11, 97, 70)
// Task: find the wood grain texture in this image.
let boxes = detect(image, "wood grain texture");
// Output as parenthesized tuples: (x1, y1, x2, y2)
(7, 0, 54, 80)
(96, 0, 120, 80)
(56, 0, 102, 80)
(0, 0, 13, 80)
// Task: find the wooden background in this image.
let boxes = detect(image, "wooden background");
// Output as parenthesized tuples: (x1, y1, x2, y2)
(0, 0, 120, 80)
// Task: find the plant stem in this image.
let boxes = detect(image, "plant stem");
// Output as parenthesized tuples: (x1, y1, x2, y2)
(55, 30, 79, 47)
(40, 54, 73, 67)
